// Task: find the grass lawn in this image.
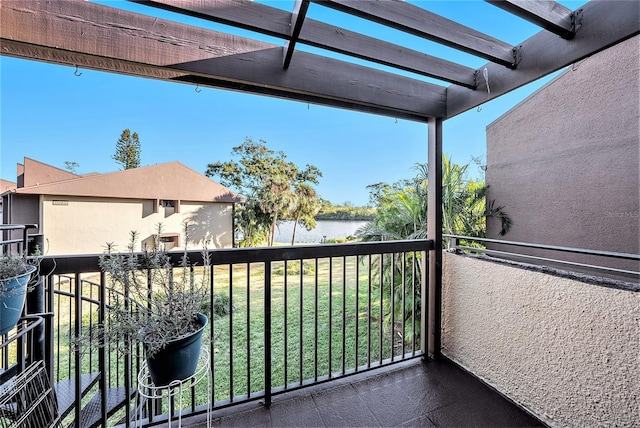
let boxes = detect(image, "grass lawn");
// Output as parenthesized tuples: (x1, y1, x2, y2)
(50, 254, 420, 421)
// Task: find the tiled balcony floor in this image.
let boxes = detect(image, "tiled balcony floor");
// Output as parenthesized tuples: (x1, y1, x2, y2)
(183, 357, 543, 427)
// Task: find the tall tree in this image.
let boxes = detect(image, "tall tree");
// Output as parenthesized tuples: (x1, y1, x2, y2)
(289, 183, 322, 245)
(206, 138, 322, 246)
(113, 129, 141, 169)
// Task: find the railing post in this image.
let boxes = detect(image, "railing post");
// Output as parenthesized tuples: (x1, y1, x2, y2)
(448, 236, 459, 251)
(264, 261, 272, 406)
(26, 232, 45, 366)
(420, 249, 428, 356)
(74, 273, 82, 428)
(427, 117, 443, 360)
(99, 271, 107, 426)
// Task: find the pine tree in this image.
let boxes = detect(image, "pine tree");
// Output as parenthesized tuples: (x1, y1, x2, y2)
(113, 129, 141, 169)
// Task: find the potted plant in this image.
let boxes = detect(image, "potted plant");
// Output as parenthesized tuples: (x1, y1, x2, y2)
(89, 222, 210, 386)
(0, 251, 40, 335)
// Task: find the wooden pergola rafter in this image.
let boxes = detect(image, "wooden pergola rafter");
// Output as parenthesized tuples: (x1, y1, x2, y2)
(1, 0, 638, 358)
(1, 0, 637, 121)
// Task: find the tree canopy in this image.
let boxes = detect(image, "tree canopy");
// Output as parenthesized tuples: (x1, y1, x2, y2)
(205, 138, 322, 246)
(357, 156, 511, 243)
(357, 156, 512, 345)
(113, 129, 141, 170)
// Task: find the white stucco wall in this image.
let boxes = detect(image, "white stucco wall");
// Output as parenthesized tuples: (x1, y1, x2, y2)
(41, 196, 233, 255)
(442, 252, 640, 427)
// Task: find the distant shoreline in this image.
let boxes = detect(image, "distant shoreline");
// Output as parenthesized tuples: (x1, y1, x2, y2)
(315, 213, 374, 221)
(273, 219, 368, 244)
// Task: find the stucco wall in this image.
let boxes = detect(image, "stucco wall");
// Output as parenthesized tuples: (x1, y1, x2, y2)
(442, 252, 639, 428)
(41, 196, 233, 255)
(485, 35, 639, 272)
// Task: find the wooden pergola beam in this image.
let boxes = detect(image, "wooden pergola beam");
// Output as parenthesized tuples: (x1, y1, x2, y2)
(0, 0, 446, 120)
(447, 0, 640, 118)
(486, 0, 580, 39)
(314, 0, 518, 68)
(135, 0, 477, 88)
(1, 0, 638, 120)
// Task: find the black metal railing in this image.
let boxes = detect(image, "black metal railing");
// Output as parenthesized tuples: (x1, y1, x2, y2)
(1, 224, 61, 427)
(444, 234, 639, 282)
(39, 239, 432, 427)
(49, 273, 140, 427)
(1, 223, 42, 380)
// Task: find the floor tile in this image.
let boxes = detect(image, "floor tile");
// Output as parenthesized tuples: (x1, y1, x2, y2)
(269, 395, 325, 428)
(316, 395, 380, 428)
(183, 358, 543, 428)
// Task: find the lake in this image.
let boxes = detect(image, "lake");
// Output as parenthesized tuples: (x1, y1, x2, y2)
(273, 220, 368, 244)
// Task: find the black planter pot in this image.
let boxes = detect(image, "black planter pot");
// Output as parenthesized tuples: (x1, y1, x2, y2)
(144, 313, 208, 386)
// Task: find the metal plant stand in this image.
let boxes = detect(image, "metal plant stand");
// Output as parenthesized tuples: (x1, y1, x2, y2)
(135, 349, 211, 428)
(0, 317, 60, 428)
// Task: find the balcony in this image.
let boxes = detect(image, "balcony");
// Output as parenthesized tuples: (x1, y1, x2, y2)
(2, 229, 637, 427)
(179, 357, 542, 428)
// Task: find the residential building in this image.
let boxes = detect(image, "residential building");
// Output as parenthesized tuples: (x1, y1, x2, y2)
(1, 158, 244, 254)
(0, 179, 16, 223)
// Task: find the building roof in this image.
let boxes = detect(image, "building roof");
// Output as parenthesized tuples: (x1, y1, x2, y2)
(19, 158, 80, 187)
(7, 158, 244, 203)
(0, 179, 16, 193)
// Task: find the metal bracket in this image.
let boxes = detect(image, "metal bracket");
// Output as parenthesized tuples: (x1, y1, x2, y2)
(511, 45, 522, 69)
(473, 69, 479, 90)
(571, 9, 583, 35)
(561, 8, 583, 40)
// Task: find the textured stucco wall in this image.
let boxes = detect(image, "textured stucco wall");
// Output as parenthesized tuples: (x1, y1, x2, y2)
(485, 35, 639, 272)
(41, 196, 233, 255)
(442, 252, 640, 428)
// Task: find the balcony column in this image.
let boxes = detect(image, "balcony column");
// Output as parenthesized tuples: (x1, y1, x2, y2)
(426, 117, 443, 359)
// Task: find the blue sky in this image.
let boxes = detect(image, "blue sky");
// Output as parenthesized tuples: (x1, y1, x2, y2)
(0, 0, 583, 206)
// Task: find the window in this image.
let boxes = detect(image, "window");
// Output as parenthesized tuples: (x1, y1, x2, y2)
(161, 199, 180, 214)
(159, 233, 179, 250)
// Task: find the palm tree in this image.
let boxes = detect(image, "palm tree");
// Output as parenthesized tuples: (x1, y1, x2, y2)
(357, 156, 512, 350)
(289, 183, 321, 245)
(259, 175, 295, 246)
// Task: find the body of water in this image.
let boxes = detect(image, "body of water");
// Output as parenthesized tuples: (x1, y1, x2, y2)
(273, 220, 368, 244)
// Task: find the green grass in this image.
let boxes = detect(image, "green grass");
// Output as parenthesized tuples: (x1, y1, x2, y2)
(207, 257, 399, 402)
(51, 256, 418, 422)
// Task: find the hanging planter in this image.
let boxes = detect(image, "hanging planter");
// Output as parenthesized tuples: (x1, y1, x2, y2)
(0, 265, 37, 335)
(143, 313, 208, 386)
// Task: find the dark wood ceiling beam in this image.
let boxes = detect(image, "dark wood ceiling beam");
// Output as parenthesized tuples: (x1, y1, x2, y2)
(0, 0, 446, 120)
(132, 0, 292, 39)
(134, 0, 477, 88)
(299, 18, 477, 88)
(313, 0, 518, 68)
(283, 0, 310, 69)
(447, 0, 640, 118)
(486, 0, 581, 39)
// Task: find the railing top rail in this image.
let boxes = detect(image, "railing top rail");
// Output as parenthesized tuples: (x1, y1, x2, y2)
(0, 224, 38, 248)
(41, 239, 434, 275)
(443, 234, 640, 261)
(0, 224, 38, 232)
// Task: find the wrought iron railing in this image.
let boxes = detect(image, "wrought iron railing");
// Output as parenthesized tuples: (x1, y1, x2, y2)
(444, 234, 639, 282)
(38, 239, 432, 427)
(1, 224, 61, 427)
